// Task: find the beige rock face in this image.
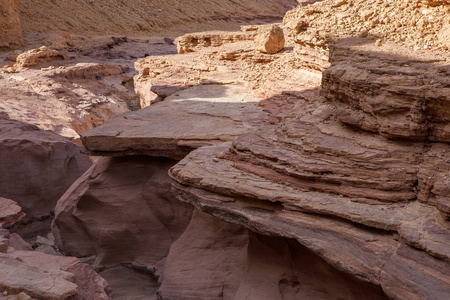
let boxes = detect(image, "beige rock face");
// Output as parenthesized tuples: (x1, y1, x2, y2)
(174, 31, 255, 54)
(0, 0, 22, 48)
(0, 117, 91, 236)
(14, 46, 67, 70)
(283, 0, 450, 55)
(254, 24, 285, 54)
(53, 156, 192, 266)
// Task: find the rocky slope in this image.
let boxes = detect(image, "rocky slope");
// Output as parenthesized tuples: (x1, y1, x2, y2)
(18, 0, 300, 37)
(0, 0, 22, 48)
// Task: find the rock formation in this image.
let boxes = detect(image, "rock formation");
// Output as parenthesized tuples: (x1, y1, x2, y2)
(61, 1, 450, 298)
(254, 24, 285, 54)
(0, 0, 22, 48)
(0, 197, 111, 299)
(18, 0, 300, 36)
(53, 156, 192, 267)
(0, 116, 91, 236)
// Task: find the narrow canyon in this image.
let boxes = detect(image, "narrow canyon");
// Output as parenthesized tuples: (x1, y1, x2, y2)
(0, 0, 449, 299)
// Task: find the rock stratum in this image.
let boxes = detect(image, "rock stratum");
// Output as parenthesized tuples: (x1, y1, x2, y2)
(0, 0, 447, 299)
(53, 1, 450, 296)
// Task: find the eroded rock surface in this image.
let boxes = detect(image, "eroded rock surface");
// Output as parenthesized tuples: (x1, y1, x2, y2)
(0, 117, 91, 236)
(53, 156, 192, 267)
(0, 0, 22, 48)
(157, 209, 389, 300)
(254, 24, 285, 54)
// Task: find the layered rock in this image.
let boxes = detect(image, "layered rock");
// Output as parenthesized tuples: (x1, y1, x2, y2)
(0, 0, 22, 48)
(157, 210, 389, 300)
(0, 117, 91, 236)
(322, 38, 450, 142)
(174, 31, 256, 54)
(81, 84, 271, 159)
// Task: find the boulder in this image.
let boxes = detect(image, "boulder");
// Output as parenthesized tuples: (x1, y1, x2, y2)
(254, 24, 285, 54)
(0, 118, 91, 236)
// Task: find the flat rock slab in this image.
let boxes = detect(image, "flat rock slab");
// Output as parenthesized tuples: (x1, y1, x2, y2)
(0, 252, 77, 299)
(81, 84, 271, 159)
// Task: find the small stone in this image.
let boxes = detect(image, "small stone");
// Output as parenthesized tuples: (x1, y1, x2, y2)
(34, 244, 61, 256)
(375, 39, 383, 46)
(2, 290, 7, 296)
(36, 235, 55, 247)
(17, 292, 32, 300)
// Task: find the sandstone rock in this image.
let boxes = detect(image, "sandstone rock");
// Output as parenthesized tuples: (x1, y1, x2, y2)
(0, 252, 77, 299)
(3, 250, 111, 299)
(174, 31, 255, 54)
(81, 84, 270, 159)
(254, 24, 285, 54)
(1, 56, 136, 142)
(7, 234, 31, 252)
(158, 209, 389, 300)
(14, 46, 67, 70)
(52, 156, 192, 267)
(16, 292, 31, 300)
(0, 0, 22, 48)
(283, 0, 450, 54)
(322, 38, 450, 142)
(0, 197, 24, 229)
(0, 118, 92, 236)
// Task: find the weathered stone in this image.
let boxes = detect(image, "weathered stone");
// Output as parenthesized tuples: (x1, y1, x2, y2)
(81, 84, 270, 159)
(174, 31, 255, 54)
(0, 197, 24, 229)
(254, 24, 285, 54)
(0, 0, 22, 48)
(14, 46, 67, 70)
(0, 118, 92, 236)
(53, 156, 193, 267)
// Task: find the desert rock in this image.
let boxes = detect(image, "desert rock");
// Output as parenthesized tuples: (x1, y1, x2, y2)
(52, 156, 192, 267)
(254, 24, 285, 54)
(0, 0, 22, 48)
(0, 117, 91, 236)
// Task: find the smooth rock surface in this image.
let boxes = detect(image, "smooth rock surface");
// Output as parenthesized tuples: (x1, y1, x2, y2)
(0, 117, 91, 236)
(158, 209, 389, 300)
(53, 156, 192, 266)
